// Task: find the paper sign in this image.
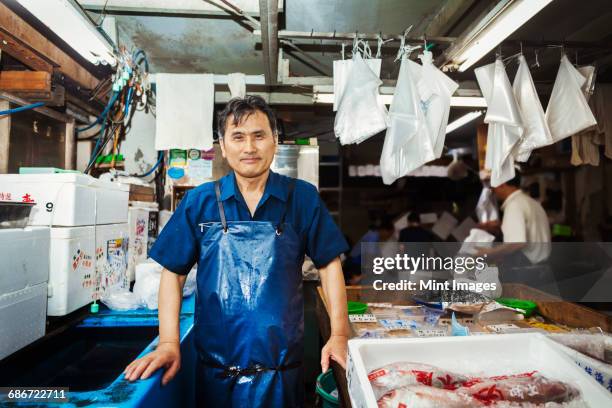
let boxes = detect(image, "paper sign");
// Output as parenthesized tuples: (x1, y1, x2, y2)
(414, 328, 447, 337)
(451, 217, 477, 242)
(349, 314, 377, 323)
(487, 324, 520, 333)
(420, 213, 438, 224)
(432, 212, 458, 240)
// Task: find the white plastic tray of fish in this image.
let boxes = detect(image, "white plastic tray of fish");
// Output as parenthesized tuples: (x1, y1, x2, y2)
(347, 333, 612, 407)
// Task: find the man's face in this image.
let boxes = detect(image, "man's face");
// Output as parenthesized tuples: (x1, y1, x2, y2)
(220, 110, 277, 179)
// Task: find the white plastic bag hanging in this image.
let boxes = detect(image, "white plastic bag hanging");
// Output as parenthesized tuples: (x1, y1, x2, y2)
(546, 55, 597, 142)
(334, 52, 388, 145)
(380, 56, 431, 184)
(475, 59, 523, 187)
(227, 73, 246, 98)
(512, 55, 553, 162)
(333, 42, 382, 111)
(409, 50, 459, 158)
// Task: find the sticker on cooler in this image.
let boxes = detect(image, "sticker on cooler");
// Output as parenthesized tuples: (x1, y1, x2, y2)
(94, 238, 129, 299)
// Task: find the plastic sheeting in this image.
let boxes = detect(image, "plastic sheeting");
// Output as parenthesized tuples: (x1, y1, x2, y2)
(476, 59, 523, 187)
(380, 57, 430, 184)
(379, 51, 457, 185)
(513, 55, 553, 162)
(334, 53, 388, 145)
(475, 185, 499, 223)
(410, 51, 458, 158)
(333, 58, 382, 112)
(546, 55, 597, 143)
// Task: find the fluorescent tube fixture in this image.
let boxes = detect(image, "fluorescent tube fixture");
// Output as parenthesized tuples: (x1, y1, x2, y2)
(313, 93, 487, 107)
(17, 0, 116, 66)
(446, 111, 483, 134)
(455, 0, 553, 72)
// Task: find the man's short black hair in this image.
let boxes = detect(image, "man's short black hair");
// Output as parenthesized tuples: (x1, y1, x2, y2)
(378, 217, 395, 232)
(506, 172, 522, 188)
(407, 212, 420, 223)
(217, 95, 278, 139)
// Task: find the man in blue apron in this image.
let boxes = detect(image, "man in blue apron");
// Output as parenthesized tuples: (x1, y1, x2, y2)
(124, 96, 351, 407)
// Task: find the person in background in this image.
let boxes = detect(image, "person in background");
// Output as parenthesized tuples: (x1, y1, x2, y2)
(477, 173, 551, 264)
(345, 218, 395, 284)
(398, 211, 436, 258)
(399, 211, 435, 243)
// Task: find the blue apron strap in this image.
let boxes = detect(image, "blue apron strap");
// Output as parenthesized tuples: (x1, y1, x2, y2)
(276, 180, 295, 234)
(214, 181, 228, 232)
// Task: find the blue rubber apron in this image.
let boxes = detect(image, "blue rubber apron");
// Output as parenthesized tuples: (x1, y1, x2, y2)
(194, 180, 304, 407)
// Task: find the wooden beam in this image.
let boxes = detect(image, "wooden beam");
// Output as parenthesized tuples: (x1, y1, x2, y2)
(476, 123, 488, 170)
(65, 120, 76, 170)
(0, 71, 51, 93)
(0, 28, 55, 72)
(259, 0, 278, 85)
(0, 91, 70, 123)
(0, 2, 99, 91)
(0, 100, 9, 173)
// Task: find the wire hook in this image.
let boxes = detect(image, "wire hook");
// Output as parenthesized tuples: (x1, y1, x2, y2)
(531, 49, 540, 68)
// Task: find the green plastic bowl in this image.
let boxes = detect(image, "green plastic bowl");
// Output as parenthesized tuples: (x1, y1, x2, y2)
(316, 370, 339, 407)
(496, 298, 537, 317)
(347, 301, 367, 315)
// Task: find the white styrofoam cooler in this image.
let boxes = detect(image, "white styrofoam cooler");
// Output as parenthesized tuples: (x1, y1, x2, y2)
(0, 174, 129, 226)
(95, 223, 129, 298)
(127, 202, 158, 281)
(47, 226, 96, 316)
(347, 334, 612, 407)
(92, 179, 129, 225)
(0, 227, 49, 295)
(0, 282, 47, 360)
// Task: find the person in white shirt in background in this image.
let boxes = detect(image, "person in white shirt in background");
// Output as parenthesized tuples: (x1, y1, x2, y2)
(477, 172, 551, 264)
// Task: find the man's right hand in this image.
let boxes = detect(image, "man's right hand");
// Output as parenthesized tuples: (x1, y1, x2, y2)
(124, 342, 181, 386)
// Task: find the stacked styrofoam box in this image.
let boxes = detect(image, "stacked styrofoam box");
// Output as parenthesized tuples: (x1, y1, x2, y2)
(127, 202, 159, 282)
(0, 173, 96, 226)
(347, 334, 612, 407)
(47, 226, 95, 316)
(0, 174, 130, 317)
(0, 227, 50, 359)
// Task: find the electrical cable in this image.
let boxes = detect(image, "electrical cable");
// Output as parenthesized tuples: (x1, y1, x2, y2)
(0, 102, 45, 116)
(132, 151, 164, 178)
(77, 91, 119, 132)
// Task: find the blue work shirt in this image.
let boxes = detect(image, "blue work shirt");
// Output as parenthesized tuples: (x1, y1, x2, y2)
(149, 170, 349, 274)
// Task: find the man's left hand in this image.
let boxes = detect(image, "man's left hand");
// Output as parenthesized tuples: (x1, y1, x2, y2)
(321, 335, 348, 372)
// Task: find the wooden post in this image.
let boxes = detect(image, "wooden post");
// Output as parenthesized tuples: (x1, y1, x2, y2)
(476, 123, 488, 170)
(64, 119, 76, 170)
(0, 100, 10, 173)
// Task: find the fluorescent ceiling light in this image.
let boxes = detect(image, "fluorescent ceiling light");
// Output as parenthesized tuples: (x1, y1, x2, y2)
(446, 111, 483, 134)
(456, 0, 553, 72)
(450, 96, 487, 107)
(313, 93, 487, 107)
(17, 0, 116, 66)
